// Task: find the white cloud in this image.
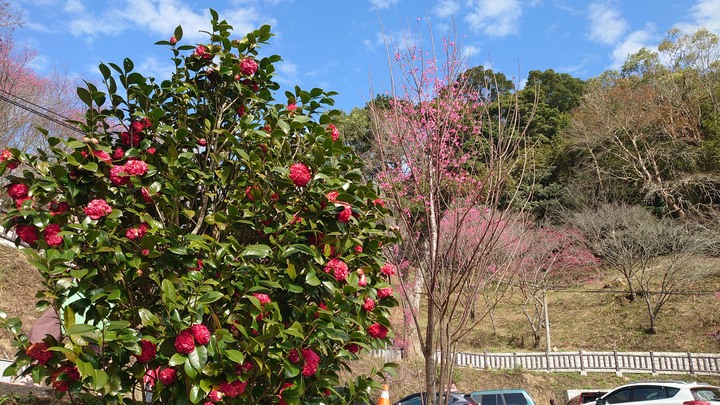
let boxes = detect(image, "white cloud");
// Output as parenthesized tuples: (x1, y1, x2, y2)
(134, 56, 175, 81)
(464, 0, 522, 37)
(64, 0, 273, 43)
(610, 27, 655, 69)
(587, 2, 628, 45)
(370, 0, 401, 10)
(434, 0, 460, 19)
(63, 0, 86, 13)
(275, 60, 300, 86)
(686, 0, 720, 33)
(462, 44, 479, 60)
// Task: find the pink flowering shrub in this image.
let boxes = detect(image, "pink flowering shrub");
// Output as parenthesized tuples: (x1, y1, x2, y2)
(0, 10, 396, 405)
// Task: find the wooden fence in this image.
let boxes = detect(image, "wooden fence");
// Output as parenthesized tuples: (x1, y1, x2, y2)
(437, 351, 720, 375)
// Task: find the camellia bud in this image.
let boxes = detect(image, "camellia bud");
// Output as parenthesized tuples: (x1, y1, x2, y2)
(169, 36, 177, 45)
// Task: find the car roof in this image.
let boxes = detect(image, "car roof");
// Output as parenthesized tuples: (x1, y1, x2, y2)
(470, 389, 531, 395)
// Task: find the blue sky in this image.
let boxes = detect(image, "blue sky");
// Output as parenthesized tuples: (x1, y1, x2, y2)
(12, 0, 720, 112)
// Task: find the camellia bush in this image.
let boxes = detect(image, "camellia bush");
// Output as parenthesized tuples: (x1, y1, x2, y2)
(0, 10, 398, 404)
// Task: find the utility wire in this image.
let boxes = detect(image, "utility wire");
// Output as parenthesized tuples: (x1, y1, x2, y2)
(0, 89, 84, 134)
(0, 87, 70, 121)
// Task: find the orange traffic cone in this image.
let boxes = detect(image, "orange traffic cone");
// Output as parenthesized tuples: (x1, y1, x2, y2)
(378, 384, 390, 405)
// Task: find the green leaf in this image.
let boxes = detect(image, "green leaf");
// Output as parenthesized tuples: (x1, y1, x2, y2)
(305, 270, 321, 287)
(99, 63, 112, 80)
(169, 353, 186, 366)
(224, 349, 245, 364)
(188, 345, 207, 371)
(284, 244, 315, 257)
(77, 87, 93, 107)
(189, 384, 202, 404)
(138, 309, 159, 327)
(239, 244, 271, 259)
(67, 324, 96, 335)
(184, 357, 198, 379)
(162, 280, 178, 308)
(198, 291, 223, 304)
(123, 57, 134, 73)
(174, 25, 183, 42)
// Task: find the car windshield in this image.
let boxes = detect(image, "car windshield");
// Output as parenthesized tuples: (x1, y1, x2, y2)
(692, 388, 720, 401)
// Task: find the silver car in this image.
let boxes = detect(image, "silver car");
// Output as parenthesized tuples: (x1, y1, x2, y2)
(592, 381, 720, 405)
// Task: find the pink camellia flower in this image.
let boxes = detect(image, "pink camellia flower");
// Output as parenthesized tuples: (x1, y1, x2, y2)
(174, 330, 195, 354)
(84, 199, 113, 220)
(239, 57, 259, 76)
(92, 149, 112, 163)
(377, 287, 394, 299)
(363, 297, 375, 312)
(0, 149, 13, 163)
(124, 159, 148, 176)
(242, 79, 259, 93)
(381, 263, 396, 276)
(354, 246, 363, 254)
(326, 191, 339, 203)
(146, 147, 156, 155)
(367, 323, 388, 339)
(7, 183, 29, 200)
(356, 269, 367, 287)
(301, 348, 320, 377)
(289, 163, 311, 187)
(110, 165, 129, 186)
(158, 367, 177, 385)
(219, 380, 247, 397)
(288, 349, 301, 364)
(126, 228, 141, 240)
(169, 36, 177, 45)
(43, 223, 63, 247)
(327, 124, 339, 142)
(198, 138, 207, 146)
(135, 339, 156, 363)
(208, 390, 224, 403)
(190, 324, 211, 345)
(26, 342, 53, 365)
(287, 103, 298, 112)
(16, 224, 38, 244)
(142, 249, 150, 256)
(194, 45, 211, 59)
(324, 258, 349, 282)
(253, 293, 271, 305)
(337, 205, 352, 223)
(372, 198, 385, 208)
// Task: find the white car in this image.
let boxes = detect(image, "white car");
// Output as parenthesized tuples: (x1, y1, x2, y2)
(590, 381, 720, 405)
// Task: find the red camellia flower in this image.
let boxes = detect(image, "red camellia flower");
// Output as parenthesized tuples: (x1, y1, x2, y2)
(140, 187, 153, 203)
(345, 343, 360, 354)
(7, 183, 29, 200)
(124, 159, 148, 176)
(208, 390, 224, 403)
(110, 165, 129, 186)
(252, 293, 271, 305)
(198, 138, 207, 146)
(26, 342, 53, 365)
(15, 196, 33, 209)
(372, 198, 385, 208)
(84, 199, 113, 220)
(278, 382, 294, 405)
(301, 348, 320, 377)
(190, 324, 211, 345)
(381, 263, 396, 276)
(174, 330, 195, 354)
(377, 287, 394, 299)
(326, 191, 339, 203)
(367, 323, 388, 339)
(158, 367, 177, 385)
(0, 149, 13, 162)
(48, 201, 69, 216)
(131, 121, 144, 134)
(327, 124, 339, 142)
(121, 131, 141, 146)
(337, 205, 352, 223)
(354, 246, 363, 253)
(219, 380, 247, 397)
(92, 149, 112, 163)
(288, 349, 301, 364)
(363, 297, 375, 312)
(194, 45, 211, 59)
(135, 339, 156, 363)
(289, 163, 311, 187)
(240, 57, 259, 76)
(113, 147, 125, 160)
(15, 224, 38, 245)
(324, 258, 349, 282)
(51, 365, 80, 392)
(146, 147, 156, 155)
(43, 223, 63, 247)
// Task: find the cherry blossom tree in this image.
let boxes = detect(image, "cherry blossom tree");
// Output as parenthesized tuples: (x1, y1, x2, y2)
(369, 21, 533, 404)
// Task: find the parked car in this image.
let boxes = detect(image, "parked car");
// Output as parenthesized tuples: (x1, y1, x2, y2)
(567, 391, 608, 405)
(470, 389, 536, 405)
(393, 392, 477, 405)
(589, 381, 720, 405)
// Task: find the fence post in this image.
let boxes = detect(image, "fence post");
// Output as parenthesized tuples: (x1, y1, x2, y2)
(484, 352, 489, 370)
(579, 350, 586, 376)
(688, 352, 695, 375)
(650, 352, 656, 376)
(614, 350, 622, 377)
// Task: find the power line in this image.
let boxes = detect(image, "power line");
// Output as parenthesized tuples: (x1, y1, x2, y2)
(0, 88, 84, 134)
(0, 88, 70, 121)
